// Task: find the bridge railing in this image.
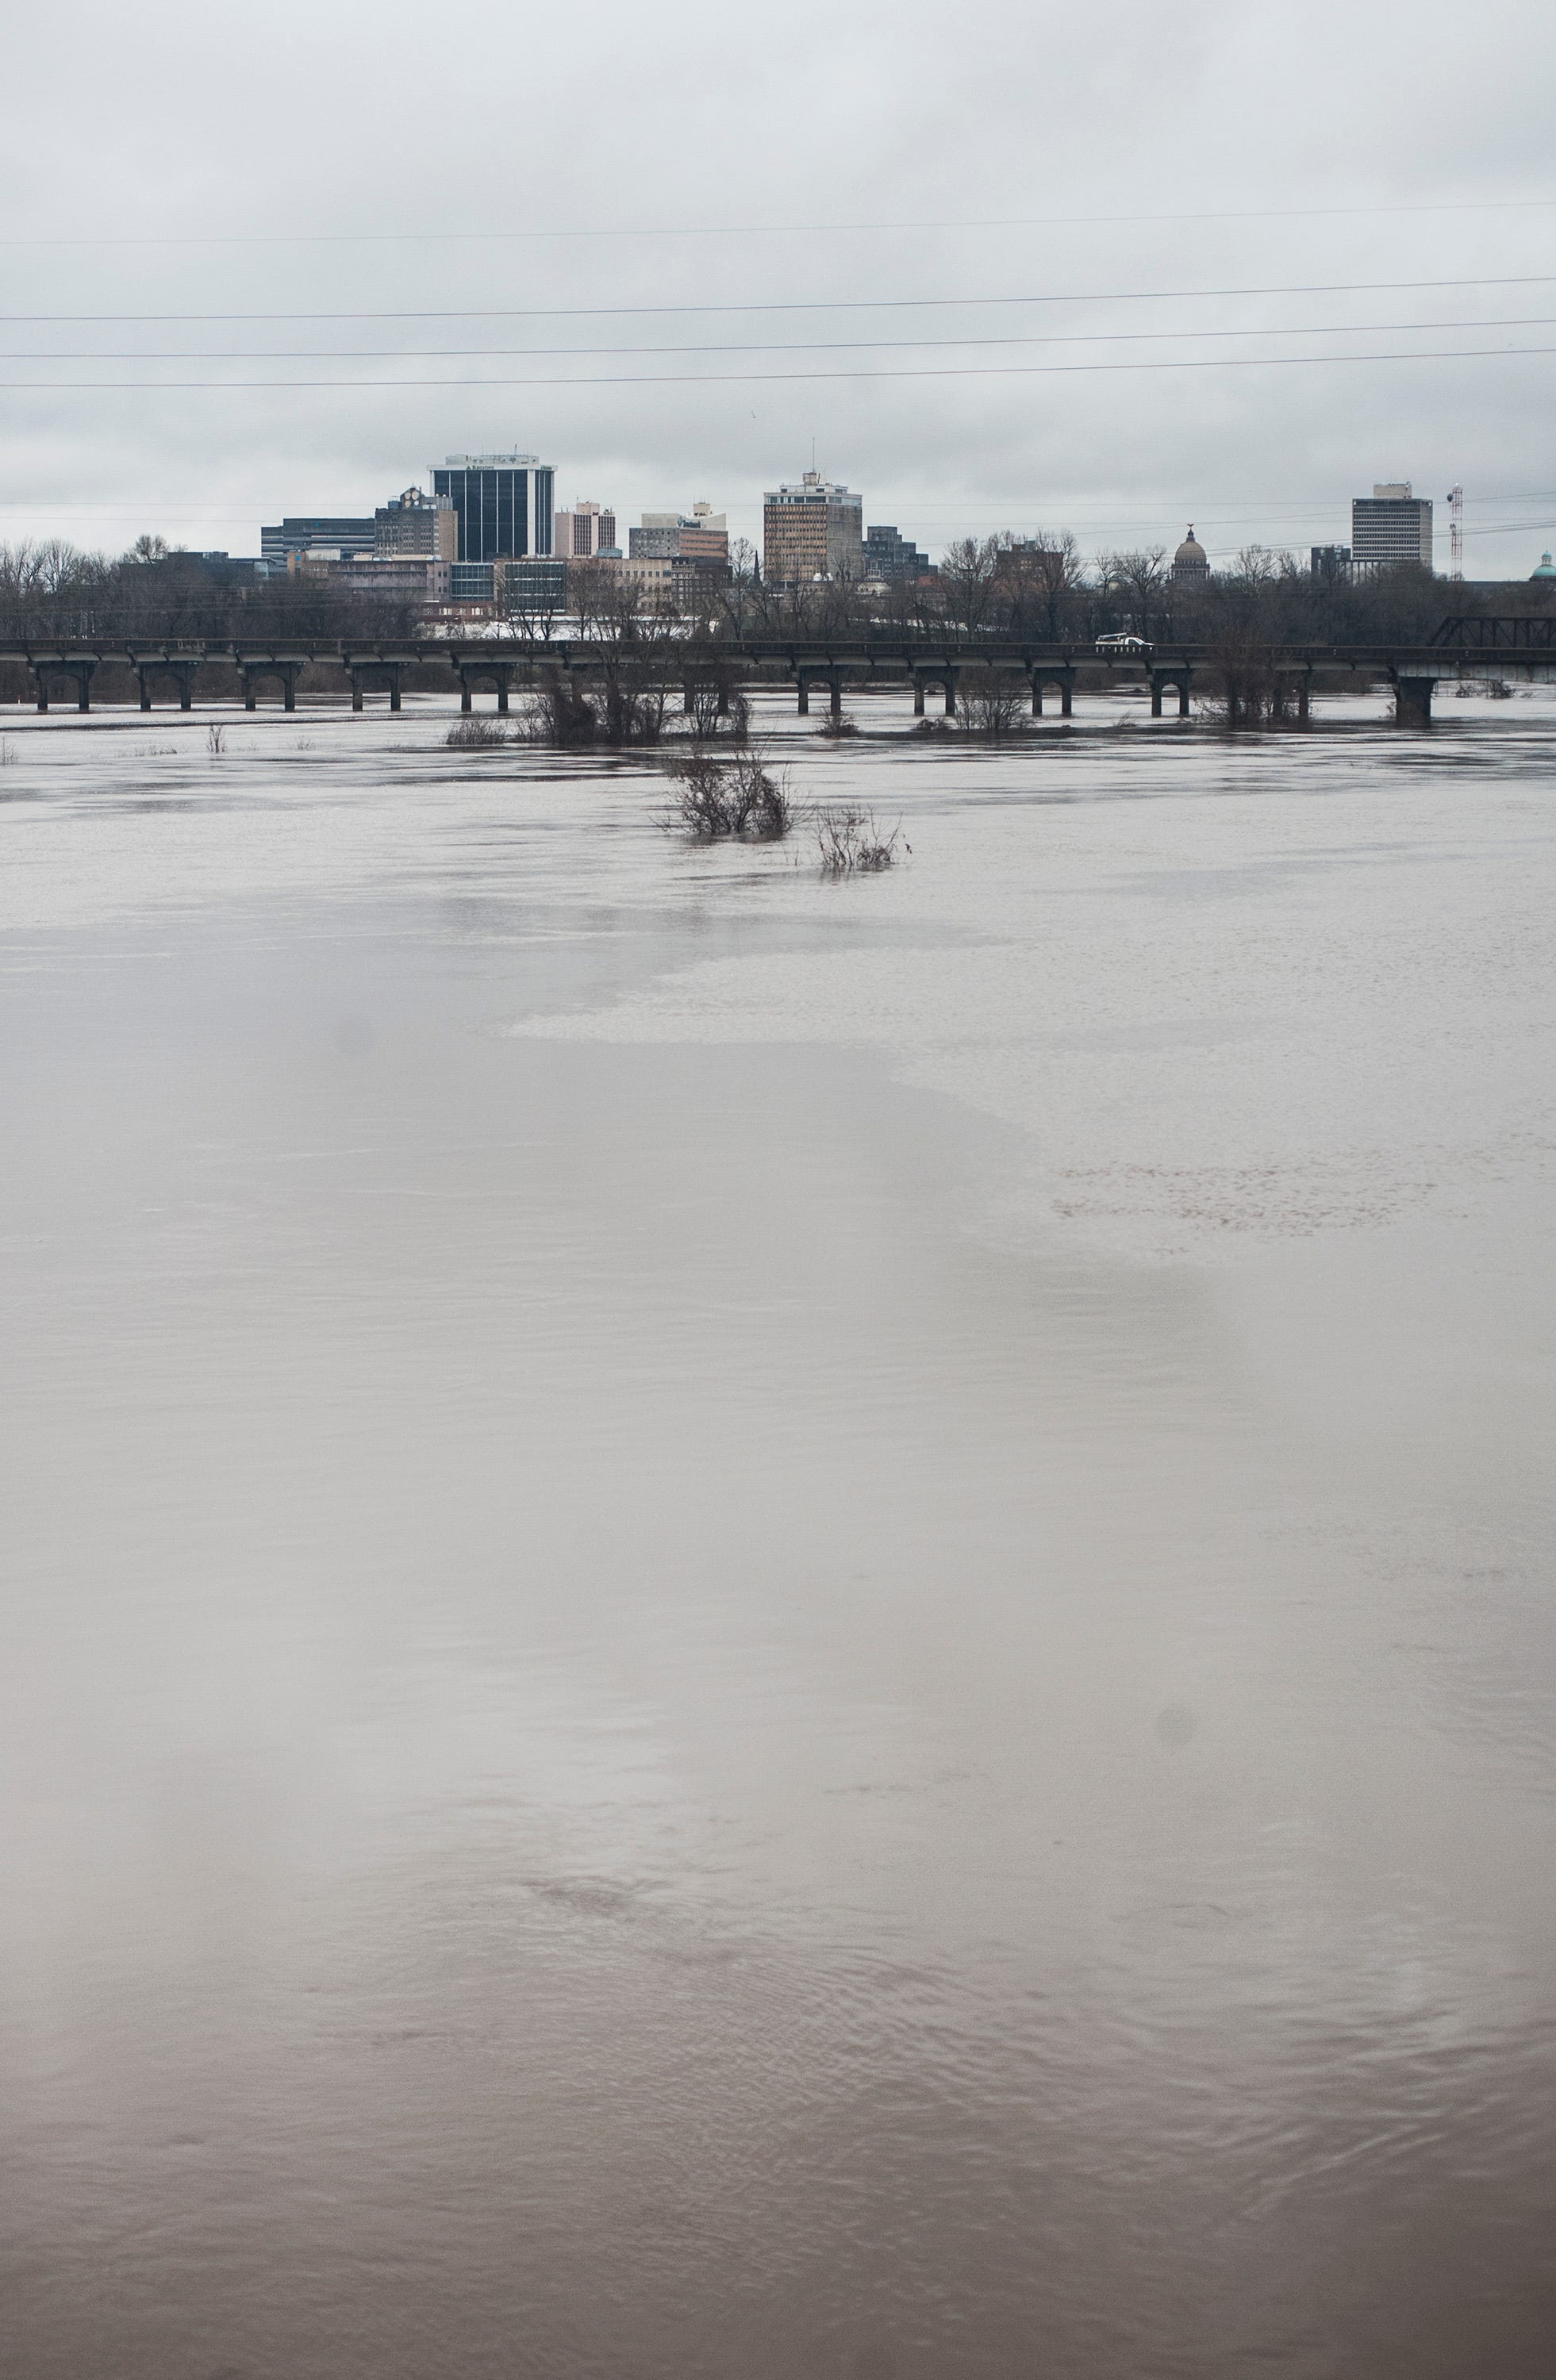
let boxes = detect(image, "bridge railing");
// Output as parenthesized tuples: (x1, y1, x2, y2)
(1428, 616, 1556, 651)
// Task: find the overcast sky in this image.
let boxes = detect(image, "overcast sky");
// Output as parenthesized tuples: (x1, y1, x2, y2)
(2, 0, 1554, 576)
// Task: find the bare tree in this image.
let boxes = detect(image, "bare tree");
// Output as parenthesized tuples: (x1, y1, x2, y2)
(1023, 529, 1083, 639)
(987, 532, 1084, 640)
(499, 566, 563, 646)
(567, 558, 620, 639)
(1105, 547, 1169, 639)
(936, 536, 1001, 635)
(1235, 543, 1281, 586)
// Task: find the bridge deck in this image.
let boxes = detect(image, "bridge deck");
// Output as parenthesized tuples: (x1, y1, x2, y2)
(2, 629, 1550, 672)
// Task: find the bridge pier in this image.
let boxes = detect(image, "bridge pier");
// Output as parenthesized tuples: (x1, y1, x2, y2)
(240, 662, 299, 711)
(349, 662, 403, 713)
(135, 659, 197, 712)
(795, 669, 847, 719)
(458, 662, 513, 712)
(682, 675, 732, 718)
(33, 658, 95, 712)
(1031, 668, 1075, 719)
(1393, 674, 1438, 728)
(909, 668, 958, 716)
(1150, 666, 1192, 719)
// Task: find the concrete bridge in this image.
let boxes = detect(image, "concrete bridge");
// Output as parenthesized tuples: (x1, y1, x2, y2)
(2, 624, 1550, 727)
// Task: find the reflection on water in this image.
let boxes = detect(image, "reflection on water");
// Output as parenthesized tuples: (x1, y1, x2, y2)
(2, 696, 1555, 2377)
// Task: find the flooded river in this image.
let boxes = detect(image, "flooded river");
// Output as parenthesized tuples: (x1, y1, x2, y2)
(3, 690, 1554, 2377)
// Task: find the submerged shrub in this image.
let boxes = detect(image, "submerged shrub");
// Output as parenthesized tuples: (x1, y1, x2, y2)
(445, 713, 513, 747)
(526, 670, 600, 745)
(525, 666, 667, 747)
(815, 804, 900, 876)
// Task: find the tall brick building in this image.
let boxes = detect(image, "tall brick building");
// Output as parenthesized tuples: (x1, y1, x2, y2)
(763, 470, 863, 585)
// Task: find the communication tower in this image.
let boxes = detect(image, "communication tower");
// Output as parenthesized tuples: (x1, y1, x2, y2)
(1447, 484, 1464, 579)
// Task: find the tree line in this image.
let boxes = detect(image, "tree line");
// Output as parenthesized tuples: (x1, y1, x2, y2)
(0, 537, 432, 643)
(0, 528, 1543, 651)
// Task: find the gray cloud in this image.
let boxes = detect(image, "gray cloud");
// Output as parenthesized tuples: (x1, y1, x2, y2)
(2, 0, 1554, 574)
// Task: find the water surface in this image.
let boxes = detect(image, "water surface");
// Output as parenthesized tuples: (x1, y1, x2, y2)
(3, 692, 1554, 2377)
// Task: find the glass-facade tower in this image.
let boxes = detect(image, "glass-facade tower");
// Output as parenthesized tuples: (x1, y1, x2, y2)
(431, 454, 555, 562)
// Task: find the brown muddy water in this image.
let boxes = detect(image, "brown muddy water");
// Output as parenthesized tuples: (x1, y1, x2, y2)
(2, 689, 1554, 2378)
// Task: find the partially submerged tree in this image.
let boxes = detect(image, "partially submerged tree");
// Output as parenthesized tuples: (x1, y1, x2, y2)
(959, 664, 1026, 735)
(665, 747, 793, 840)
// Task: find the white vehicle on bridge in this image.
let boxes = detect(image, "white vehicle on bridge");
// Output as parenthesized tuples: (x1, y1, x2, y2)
(1095, 632, 1152, 658)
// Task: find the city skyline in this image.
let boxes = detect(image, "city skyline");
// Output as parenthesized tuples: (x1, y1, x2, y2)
(13, 447, 1554, 583)
(235, 453, 1527, 584)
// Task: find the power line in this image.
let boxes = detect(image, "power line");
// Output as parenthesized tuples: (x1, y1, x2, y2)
(3, 342, 1554, 392)
(2, 196, 1554, 246)
(5, 272, 1555, 326)
(3, 491, 1551, 517)
(6, 313, 1555, 364)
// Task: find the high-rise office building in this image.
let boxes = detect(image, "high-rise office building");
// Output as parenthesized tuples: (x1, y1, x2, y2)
(1350, 483, 1433, 571)
(431, 453, 555, 562)
(554, 501, 617, 560)
(375, 487, 457, 561)
(763, 470, 863, 585)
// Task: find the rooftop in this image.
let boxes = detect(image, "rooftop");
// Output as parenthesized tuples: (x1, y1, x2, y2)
(440, 451, 544, 470)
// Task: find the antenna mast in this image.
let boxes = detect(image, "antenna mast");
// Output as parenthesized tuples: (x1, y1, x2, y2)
(1447, 485, 1464, 580)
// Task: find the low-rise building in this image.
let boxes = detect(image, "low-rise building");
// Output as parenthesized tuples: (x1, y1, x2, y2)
(292, 553, 451, 602)
(261, 515, 376, 568)
(375, 487, 458, 561)
(498, 558, 567, 612)
(861, 524, 932, 582)
(422, 597, 500, 628)
(613, 555, 719, 606)
(628, 502, 729, 567)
